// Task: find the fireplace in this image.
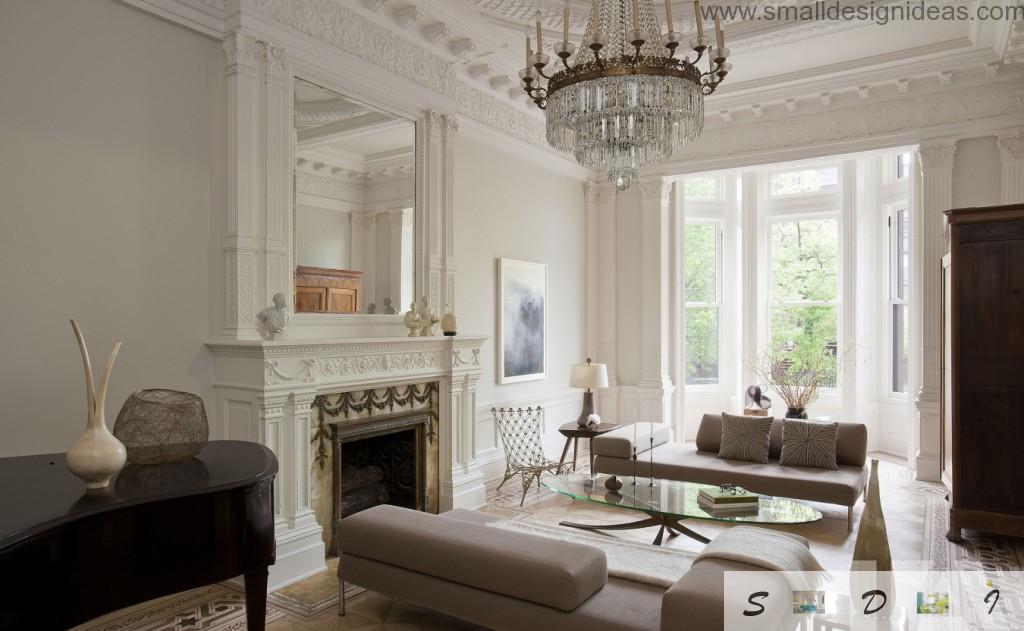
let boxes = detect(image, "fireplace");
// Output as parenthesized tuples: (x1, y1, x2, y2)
(326, 410, 437, 555)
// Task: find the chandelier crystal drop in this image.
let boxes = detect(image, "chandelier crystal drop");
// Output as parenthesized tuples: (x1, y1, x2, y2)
(521, 0, 731, 190)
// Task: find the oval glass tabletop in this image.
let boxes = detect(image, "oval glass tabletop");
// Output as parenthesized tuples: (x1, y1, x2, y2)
(542, 474, 821, 545)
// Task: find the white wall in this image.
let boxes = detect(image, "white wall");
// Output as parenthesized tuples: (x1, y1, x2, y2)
(295, 204, 351, 269)
(0, 0, 223, 457)
(953, 136, 1002, 209)
(454, 132, 586, 473)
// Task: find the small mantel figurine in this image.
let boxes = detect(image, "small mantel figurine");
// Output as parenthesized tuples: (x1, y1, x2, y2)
(382, 297, 397, 314)
(403, 302, 421, 337)
(417, 296, 439, 337)
(256, 293, 289, 340)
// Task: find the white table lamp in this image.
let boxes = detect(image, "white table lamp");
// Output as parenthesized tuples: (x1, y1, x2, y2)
(570, 358, 609, 427)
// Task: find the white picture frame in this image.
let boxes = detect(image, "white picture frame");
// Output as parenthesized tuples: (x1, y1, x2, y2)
(497, 258, 548, 384)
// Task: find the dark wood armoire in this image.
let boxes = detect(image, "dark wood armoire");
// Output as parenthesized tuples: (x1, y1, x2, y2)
(944, 203, 1024, 542)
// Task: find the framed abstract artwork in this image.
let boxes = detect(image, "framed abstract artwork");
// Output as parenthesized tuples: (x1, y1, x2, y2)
(498, 258, 547, 384)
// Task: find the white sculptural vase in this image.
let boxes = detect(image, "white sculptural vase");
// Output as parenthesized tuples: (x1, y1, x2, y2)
(66, 320, 127, 489)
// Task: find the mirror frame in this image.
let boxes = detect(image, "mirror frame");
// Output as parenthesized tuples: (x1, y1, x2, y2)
(288, 68, 425, 325)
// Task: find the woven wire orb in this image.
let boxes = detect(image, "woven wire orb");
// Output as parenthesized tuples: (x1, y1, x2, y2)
(113, 389, 209, 464)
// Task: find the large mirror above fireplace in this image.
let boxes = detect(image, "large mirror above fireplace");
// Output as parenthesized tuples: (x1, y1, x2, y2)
(293, 78, 416, 316)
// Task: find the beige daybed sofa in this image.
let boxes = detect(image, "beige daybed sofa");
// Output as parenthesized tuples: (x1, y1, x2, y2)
(338, 504, 813, 631)
(592, 414, 869, 530)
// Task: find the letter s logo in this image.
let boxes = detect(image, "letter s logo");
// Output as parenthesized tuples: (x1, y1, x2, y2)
(743, 591, 769, 616)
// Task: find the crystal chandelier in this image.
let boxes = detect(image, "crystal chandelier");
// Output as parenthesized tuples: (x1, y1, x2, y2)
(520, 0, 731, 190)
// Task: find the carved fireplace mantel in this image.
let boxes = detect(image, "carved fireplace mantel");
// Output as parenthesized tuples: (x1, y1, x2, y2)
(205, 334, 486, 589)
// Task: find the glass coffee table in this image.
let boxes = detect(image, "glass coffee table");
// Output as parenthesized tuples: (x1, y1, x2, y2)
(543, 474, 822, 546)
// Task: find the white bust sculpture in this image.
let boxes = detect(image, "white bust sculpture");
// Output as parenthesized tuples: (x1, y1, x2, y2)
(403, 302, 421, 337)
(417, 296, 437, 337)
(256, 293, 289, 340)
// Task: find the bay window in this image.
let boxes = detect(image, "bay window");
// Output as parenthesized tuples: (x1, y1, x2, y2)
(684, 222, 722, 385)
(768, 217, 841, 386)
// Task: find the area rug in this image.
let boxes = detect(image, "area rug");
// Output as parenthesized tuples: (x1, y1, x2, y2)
(487, 518, 695, 587)
(72, 584, 285, 631)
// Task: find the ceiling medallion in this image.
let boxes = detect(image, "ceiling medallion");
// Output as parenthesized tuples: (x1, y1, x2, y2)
(521, 0, 731, 190)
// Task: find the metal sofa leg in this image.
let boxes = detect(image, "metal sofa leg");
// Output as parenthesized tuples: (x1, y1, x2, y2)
(848, 506, 853, 532)
(338, 579, 346, 616)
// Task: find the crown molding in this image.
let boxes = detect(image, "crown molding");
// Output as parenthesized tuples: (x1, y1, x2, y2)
(118, 0, 225, 38)
(660, 78, 1024, 173)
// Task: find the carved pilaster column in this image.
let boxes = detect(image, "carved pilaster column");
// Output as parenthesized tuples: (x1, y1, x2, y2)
(997, 130, 1024, 204)
(637, 176, 676, 424)
(439, 343, 485, 511)
(915, 140, 956, 482)
(264, 43, 291, 304)
(584, 181, 619, 417)
(352, 212, 376, 309)
(388, 208, 416, 308)
(257, 394, 288, 521)
(442, 115, 458, 312)
(222, 31, 264, 338)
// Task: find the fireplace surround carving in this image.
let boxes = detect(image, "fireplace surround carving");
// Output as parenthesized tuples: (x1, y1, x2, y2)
(206, 335, 486, 589)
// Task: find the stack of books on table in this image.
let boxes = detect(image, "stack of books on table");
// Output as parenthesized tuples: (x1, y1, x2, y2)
(697, 486, 760, 517)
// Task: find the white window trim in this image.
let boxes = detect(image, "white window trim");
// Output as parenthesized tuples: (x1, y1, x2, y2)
(765, 164, 843, 200)
(684, 219, 724, 390)
(883, 200, 911, 399)
(764, 209, 845, 395)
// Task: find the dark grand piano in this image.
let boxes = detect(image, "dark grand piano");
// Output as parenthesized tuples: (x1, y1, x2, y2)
(0, 441, 277, 631)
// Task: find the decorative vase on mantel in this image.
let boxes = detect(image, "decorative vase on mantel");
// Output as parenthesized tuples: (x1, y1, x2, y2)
(66, 320, 127, 489)
(786, 407, 808, 419)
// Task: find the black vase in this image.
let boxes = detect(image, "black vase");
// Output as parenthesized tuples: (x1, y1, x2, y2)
(786, 407, 808, 419)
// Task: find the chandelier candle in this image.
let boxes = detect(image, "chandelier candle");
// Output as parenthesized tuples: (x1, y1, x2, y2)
(694, 0, 704, 38)
(665, 0, 674, 31)
(520, 0, 731, 190)
(536, 10, 543, 52)
(564, 0, 570, 42)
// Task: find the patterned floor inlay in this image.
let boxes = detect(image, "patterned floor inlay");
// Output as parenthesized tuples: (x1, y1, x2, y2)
(79, 450, 1024, 629)
(73, 584, 285, 631)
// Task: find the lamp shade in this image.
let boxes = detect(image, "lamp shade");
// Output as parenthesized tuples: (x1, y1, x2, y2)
(570, 361, 609, 390)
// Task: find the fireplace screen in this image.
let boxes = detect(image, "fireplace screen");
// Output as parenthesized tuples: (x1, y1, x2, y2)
(329, 411, 432, 555)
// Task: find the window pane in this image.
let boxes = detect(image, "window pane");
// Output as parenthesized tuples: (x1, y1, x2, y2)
(770, 219, 839, 302)
(685, 223, 717, 303)
(686, 307, 719, 385)
(897, 152, 911, 179)
(770, 167, 839, 195)
(683, 176, 718, 200)
(771, 305, 838, 387)
(892, 304, 909, 393)
(896, 209, 909, 300)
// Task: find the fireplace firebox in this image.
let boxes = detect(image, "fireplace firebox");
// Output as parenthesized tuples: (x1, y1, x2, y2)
(328, 411, 434, 555)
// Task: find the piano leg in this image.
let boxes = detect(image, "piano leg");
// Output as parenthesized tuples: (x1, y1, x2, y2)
(244, 568, 269, 631)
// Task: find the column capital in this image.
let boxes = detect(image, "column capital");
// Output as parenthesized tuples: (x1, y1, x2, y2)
(638, 176, 670, 205)
(222, 31, 262, 77)
(264, 43, 289, 85)
(918, 140, 957, 171)
(997, 129, 1024, 162)
(443, 114, 460, 144)
(584, 180, 616, 208)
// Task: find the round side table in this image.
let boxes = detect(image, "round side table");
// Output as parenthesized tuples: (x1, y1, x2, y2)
(557, 421, 619, 473)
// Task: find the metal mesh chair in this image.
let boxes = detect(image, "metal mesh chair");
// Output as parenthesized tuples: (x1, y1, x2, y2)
(491, 406, 565, 506)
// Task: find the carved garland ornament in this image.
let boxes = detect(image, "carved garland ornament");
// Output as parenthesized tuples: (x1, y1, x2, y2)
(310, 382, 439, 468)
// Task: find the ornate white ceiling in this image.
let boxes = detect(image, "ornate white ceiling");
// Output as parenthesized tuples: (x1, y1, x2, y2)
(363, 0, 1018, 127)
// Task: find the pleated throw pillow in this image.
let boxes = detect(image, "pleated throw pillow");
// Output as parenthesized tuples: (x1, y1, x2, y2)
(779, 419, 839, 470)
(718, 412, 774, 464)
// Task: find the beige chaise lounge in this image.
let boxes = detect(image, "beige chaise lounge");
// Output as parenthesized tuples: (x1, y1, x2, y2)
(592, 414, 869, 530)
(338, 504, 809, 631)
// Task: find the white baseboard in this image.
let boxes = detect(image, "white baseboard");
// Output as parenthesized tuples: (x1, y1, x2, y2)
(267, 521, 327, 591)
(914, 452, 941, 482)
